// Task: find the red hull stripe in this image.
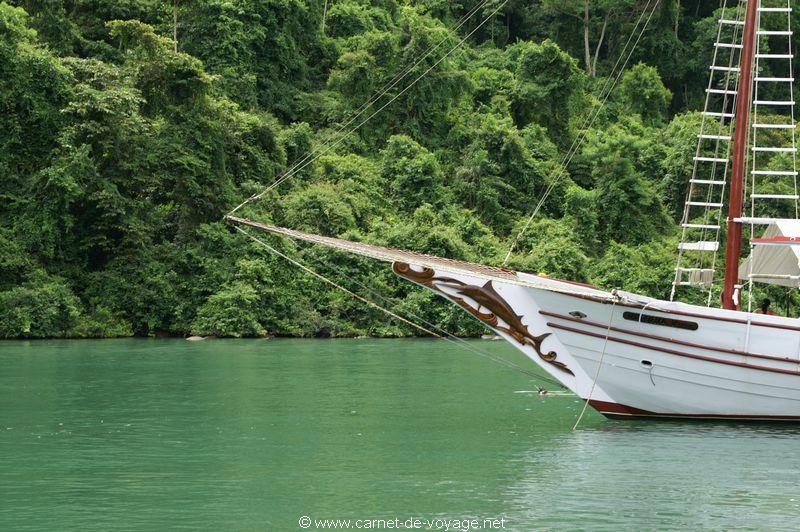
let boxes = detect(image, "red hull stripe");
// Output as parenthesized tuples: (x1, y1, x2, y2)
(555, 291, 800, 333)
(588, 400, 800, 421)
(539, 310, 797, 365)
(546, 321, 800, 377)
(752, 236, 800, 245)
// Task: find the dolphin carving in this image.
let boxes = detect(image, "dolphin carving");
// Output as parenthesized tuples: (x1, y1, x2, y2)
(393, 262, 573, 375)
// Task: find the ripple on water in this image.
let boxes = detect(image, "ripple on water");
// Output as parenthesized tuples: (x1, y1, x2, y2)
(1, 338, 799, 530)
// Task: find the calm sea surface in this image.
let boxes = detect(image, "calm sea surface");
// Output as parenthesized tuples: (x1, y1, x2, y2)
(1, 339, 799, 531)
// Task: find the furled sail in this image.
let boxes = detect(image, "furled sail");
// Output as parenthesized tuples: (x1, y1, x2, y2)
(224, 215, 614, 300)
(739, 219, 800, 287)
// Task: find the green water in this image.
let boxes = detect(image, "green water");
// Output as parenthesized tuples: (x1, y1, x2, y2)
(1, 339, 800, 531)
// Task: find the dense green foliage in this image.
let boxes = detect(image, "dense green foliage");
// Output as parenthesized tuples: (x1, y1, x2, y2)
(1, 1, 797, 338)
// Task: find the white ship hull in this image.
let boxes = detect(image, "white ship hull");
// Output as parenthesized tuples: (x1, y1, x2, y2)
(226, 0, 800, 422)
(226, 217, 800, 421)
(394, 262, 800, 420)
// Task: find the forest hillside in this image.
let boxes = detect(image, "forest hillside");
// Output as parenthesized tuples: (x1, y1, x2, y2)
(2, 1, 796, 338)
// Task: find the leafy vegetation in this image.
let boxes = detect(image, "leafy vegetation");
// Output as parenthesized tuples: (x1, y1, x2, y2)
(1, 1, 796, 338)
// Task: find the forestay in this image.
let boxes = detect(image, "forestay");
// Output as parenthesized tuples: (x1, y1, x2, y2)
(224, 215, 615, 301)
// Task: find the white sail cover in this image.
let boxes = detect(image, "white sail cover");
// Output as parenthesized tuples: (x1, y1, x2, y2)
(224, 215, 615, 300)
(739, 219, 800, 287)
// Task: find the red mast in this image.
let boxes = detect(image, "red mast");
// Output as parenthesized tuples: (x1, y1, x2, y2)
(722, 0, 759, 311)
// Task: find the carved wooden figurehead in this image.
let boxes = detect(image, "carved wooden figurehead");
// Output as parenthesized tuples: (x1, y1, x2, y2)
(393, 262, 573, 375)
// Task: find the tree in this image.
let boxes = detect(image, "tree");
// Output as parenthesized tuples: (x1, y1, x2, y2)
(504, 218, 591, 281)
(616, 63, 672, 126)
(542, 0, 639, 77)
(509, 39, 584, 146)
(380, 135, 449, 211)
(657, 111, 702, 218)
(590, 239, 677, 299)
(192, 281, 266, 338)
(280, 182, 358, 236)
(0, 270, 80, 338)
(0, 0, 734, 338)
(584, 125, 670, 244)
(176, 0, 332, 116)
(0, 3, 70, 203)
(327, 6, 468, 144)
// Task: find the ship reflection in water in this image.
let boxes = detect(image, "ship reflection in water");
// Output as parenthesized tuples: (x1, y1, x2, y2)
(509, 421, 800, 528)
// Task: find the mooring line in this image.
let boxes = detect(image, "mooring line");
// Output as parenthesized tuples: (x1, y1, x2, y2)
(572, 297, 618, 430)
(283, 235, 566, 388)
(234, 226, 441, 337)
(235, 226, 564, 388)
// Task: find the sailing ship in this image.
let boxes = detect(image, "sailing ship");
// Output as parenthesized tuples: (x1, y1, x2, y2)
(227, 0, 800, 420)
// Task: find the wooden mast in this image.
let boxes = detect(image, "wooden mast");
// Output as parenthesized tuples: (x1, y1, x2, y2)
(722, 0, 759, 311)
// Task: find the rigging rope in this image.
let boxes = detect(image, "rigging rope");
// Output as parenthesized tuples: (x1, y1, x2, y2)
(224, 2, 663, 393)
(228, 0, 504, 216)
(224, 0, 584, 391)
(235, 225, 564, 387)
(671, 0, 743, 305)
(233, 226, 441, 337)
(283, 235, 566, 388)
(502, 0, 661, 265)
(572, 297, 618, 430)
